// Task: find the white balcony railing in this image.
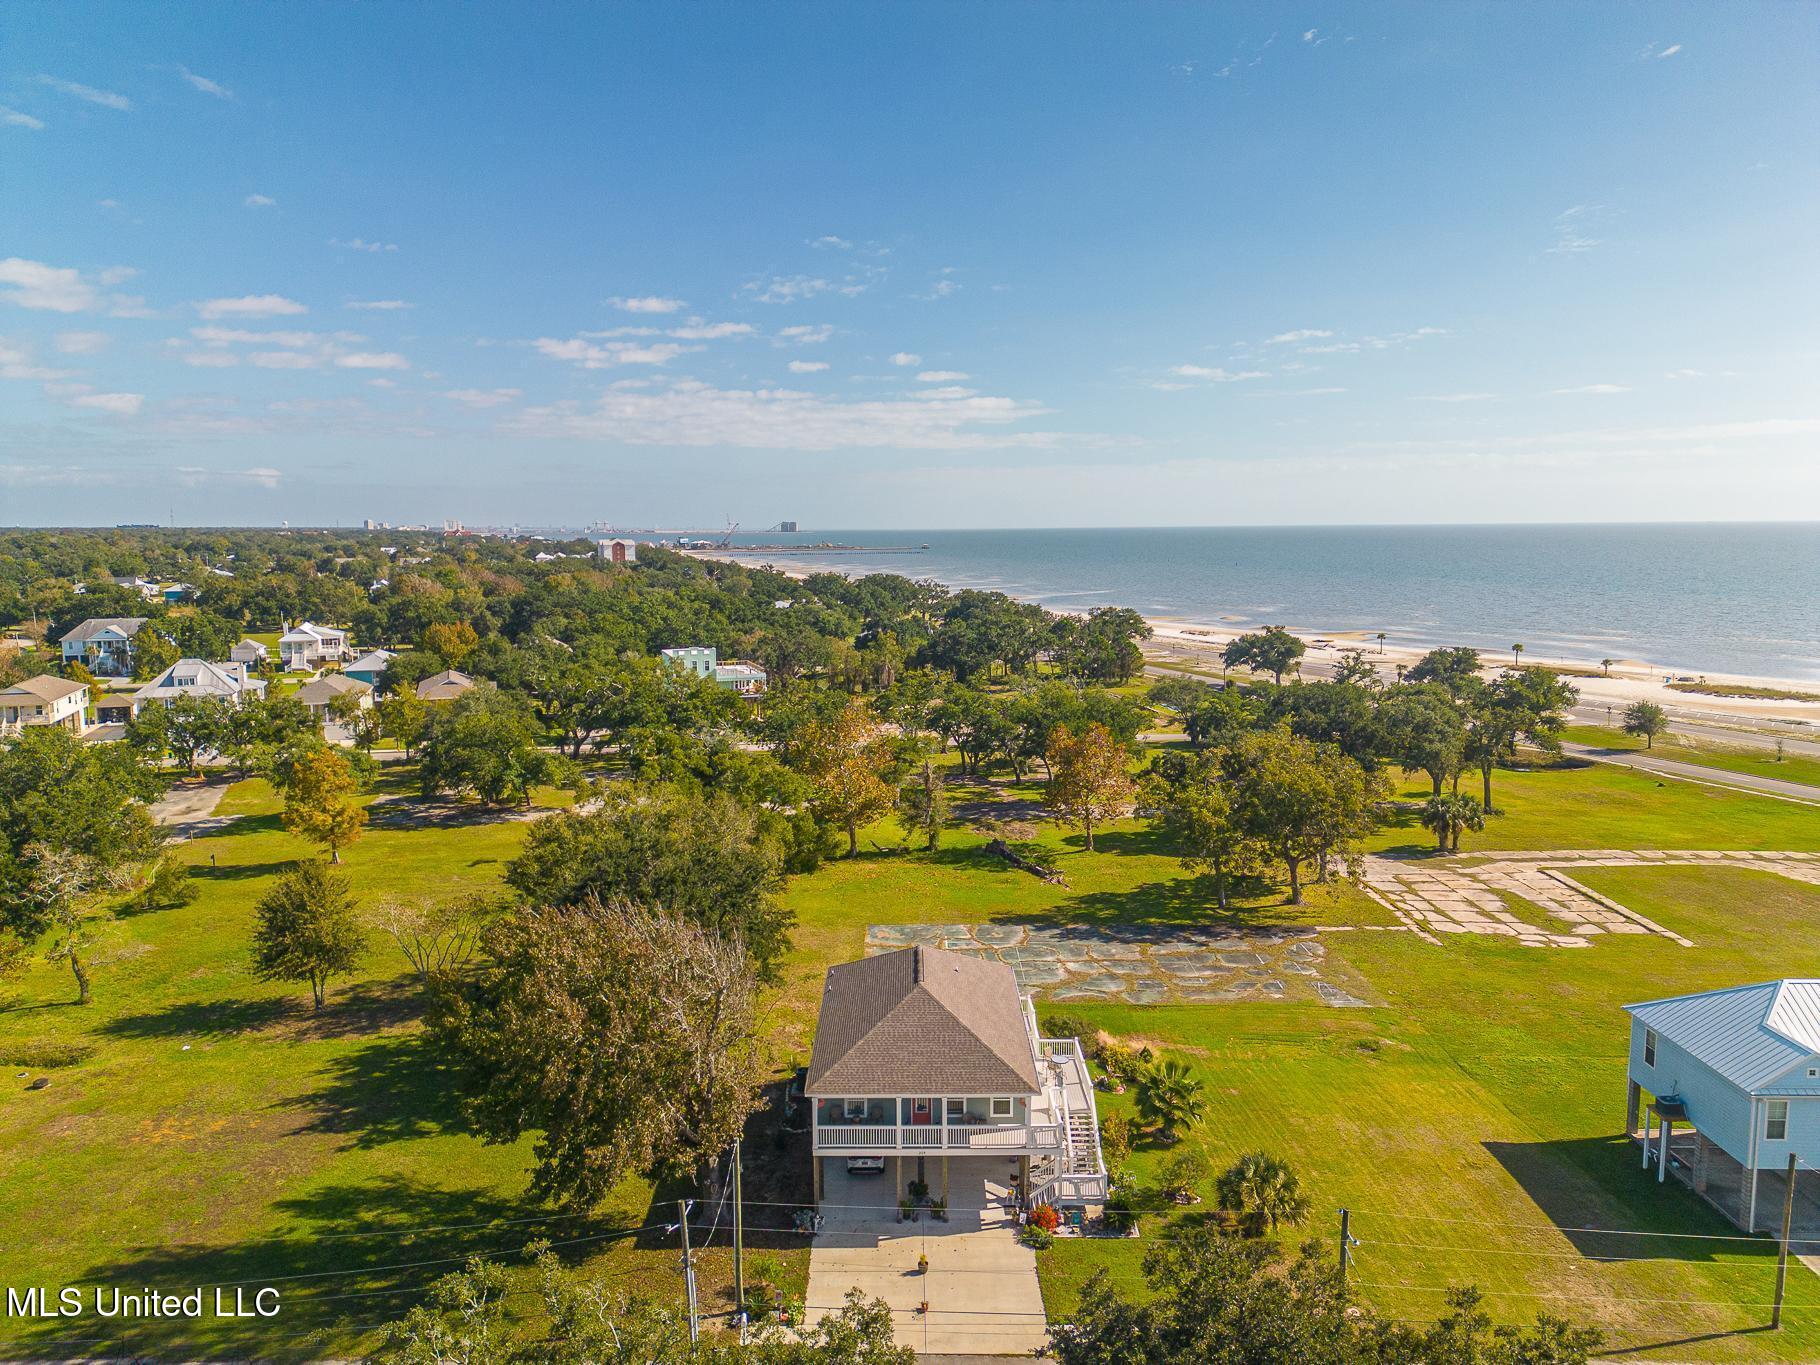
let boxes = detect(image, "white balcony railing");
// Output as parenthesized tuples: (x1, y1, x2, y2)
(813, 1122, 1062, 1152)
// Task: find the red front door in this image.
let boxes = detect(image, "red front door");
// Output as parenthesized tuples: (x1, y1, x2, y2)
(910, 1099, 932, 1125)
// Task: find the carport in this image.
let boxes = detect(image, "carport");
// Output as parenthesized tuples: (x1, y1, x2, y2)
(805, 1154, 1047, 1355)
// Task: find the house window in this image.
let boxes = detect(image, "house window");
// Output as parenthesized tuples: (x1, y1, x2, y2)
(1643, 1028, 1657, 1068)
(990, 1097, 1013, 1119)
(1767, 1101, 1789, 1142)
(946, 1098, 964, 1118)
(843, 1099, 866, 1121)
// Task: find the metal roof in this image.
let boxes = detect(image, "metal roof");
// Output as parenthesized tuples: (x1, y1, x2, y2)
(1625, 980, 1820, 1093)
(59, 617, 148, 643)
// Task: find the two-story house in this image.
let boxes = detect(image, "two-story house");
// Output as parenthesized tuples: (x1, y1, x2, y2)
(58, 617, 150, 677)
(659, 645, 768, 696)
(130, 659, 267, 716)
(1625, 979, 1820, 1237)
(806, 945, 1107, 1215)
(0, 675, 89, 735)
(278, 622, 353, 671)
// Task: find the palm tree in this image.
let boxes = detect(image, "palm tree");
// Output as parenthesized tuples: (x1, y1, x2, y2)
(1511, 643, 1524, 666)
(1600, 658, 1614, 677)
(1375, 632, 1387, 655)
(1421, 792, 1486, 852)
(1135, 1058, 1206, 1142)
(1216, 1152, 1311, 1237)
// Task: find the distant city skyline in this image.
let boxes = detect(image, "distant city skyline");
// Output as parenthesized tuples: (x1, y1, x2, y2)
(3, 3, 1818, 526)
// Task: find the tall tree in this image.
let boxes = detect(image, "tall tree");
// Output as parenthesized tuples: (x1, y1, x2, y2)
(250, 859, 366, 1009)
(1466, 669, 1577, 811)
(421, 620, 480, 667)
(430, 898, 764, 1210)
(1406, 645, 1484, 696)
(1623, 700, 1668, 749)
(797, 699, 897, 856)
(419, 687, 561, 806)
(1376, 683, 1468, 796)
(1223, 728, 1384, 904)
(25, 842, 137, 1005)
(896, 757, 952, 852)
(1421, 792, 1486, 852)
(1046, 723, 1135, 852)
(1222, 626, 1305, 685)
(1150, 752, 1262, 911)
(1215, 1152, 1312, 1237)
(506, 782, 793, 974)
(280, 746, 368, 862)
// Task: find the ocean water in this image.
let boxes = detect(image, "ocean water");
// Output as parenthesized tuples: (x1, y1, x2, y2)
(712, 524, 1820, 681)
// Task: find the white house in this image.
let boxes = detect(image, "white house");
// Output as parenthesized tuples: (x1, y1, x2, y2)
(278, 622, 353, 671)
(806, 946, 1107, 1214)
(1626, 979, 1820, 1236)
(229, 639, 269, 666)
(660, 645, 768, 696)
(597, 537, 639, 566)
(0, 675, 89, 735)
(59, 618, 150, 677)
(131, 659, 266, 715)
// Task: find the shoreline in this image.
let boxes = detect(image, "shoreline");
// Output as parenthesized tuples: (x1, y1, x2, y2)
(690, 549, 1820, 726)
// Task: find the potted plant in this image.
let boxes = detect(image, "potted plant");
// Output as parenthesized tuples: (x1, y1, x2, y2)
(898, 1196, 918, 1222)
(917, 1252, 929, 1274)
(907, 1178, 930, 1204)
(930, 1195, 948, 1221)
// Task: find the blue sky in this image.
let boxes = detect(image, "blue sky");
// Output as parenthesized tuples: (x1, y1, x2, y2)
(2, 2, 1817, 528)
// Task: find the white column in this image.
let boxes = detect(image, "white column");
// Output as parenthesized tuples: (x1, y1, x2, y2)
(1641, 1109, 1654, 1169)
(1658, 1119, 1672, 1182)
(1746, 1099, 1762, 1231)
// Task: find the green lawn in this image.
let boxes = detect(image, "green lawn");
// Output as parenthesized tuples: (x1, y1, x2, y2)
(1564, 723, 1820, 791)
(6, 753, 1820, 1359)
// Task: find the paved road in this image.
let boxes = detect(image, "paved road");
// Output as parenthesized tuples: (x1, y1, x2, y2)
(1562, 742, 1820, 806)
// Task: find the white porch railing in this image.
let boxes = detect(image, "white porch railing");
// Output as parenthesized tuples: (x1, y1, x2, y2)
(813, 1122, 1062, 1152)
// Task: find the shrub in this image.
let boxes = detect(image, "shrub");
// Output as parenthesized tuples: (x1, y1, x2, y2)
(1028, 1202, 1061, 1233)
(1159, 1145, 1212, 1203)
(1096, 1040, 1141, 1088)
(138, 856, 196, 912)
(1100, 1112, 1134, 1166)
(6, 1038, 96, 1069)
(1021, 1224, 1054, 1250)
(1216, 1151, 1311, 1237)
(1042, 1012, 1097, 1042)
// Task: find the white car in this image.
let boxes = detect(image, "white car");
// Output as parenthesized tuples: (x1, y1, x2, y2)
(845, 1156, 886, 1175)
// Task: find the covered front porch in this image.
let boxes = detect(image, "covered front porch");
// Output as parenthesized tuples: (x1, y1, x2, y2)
(812, 1095, 1062, 1155)
(1631, 1093, 1820, 1238)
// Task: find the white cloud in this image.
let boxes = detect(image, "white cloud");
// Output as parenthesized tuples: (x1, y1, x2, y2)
(183, 350, 240, 368)
(180, 68, 234, 98)
(37, 75, 131, 111)
(0, 338, 72, 382)
(1167, 364, 1268, 382)
(250, 351, 321, 369)
(1548, 205, 1605, 255)
(917, 370, 969, 383)
(917, 278, 959, 300)
(1551, 383, 1630, 395)
(811, 235, 853, 250)
(1665, 368, 1705, 379)
(1303, 29, 1318, 42)
(890, 352, 922, 367)
(1411, 392, 1497, 403)
(72, 391, 143, 415)
(336, 351, 410, 371)
(244, 193, 276, 208)
(0, 258, 101, 312)
(508, 377, 1058, 451)
(443, 387, 522, 408)
(196, 294, 307, 319)
(743, 274, 867, 304)
(787, 360, 830, 373)
(1, 106, 45, 130)
(1266, 329, 1334, 344)
(778, 324, 834, 344)
(54, 330, 109, 355)
(190, 325, 335, 348)
(1641, 42, 1683, 60)
(533, 336, 695, 368)
(610, 295, 686, 314)
(346, 299, 413, 311)
(669, 321, 754, 339)
(329, 237, 398, 253)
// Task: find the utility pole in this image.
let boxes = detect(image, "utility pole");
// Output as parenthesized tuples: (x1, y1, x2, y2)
(678, 1198, 699, 1344)
(1338, 1208, 1356, 1286)
(732, 1139, 746, 1336)
(1773, 1155, 1796, 1329)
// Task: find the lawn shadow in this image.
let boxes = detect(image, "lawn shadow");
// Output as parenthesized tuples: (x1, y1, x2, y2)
(41, 1176, 597, 1361)
(99, 978, 424, 1044)
(1032, 872, 1302, 931)
(1482, 1137, 1766, 1265)
(188, 857, 299, 882)
(286, 1025, 470, 1148)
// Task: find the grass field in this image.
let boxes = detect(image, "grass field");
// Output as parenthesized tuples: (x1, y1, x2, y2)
(4, 751, 1820, 1359)
(1564, 724, 1820, 791)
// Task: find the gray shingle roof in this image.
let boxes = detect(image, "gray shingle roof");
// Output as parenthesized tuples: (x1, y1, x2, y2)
(1626, 979, 1820, 1093)
(59, 617, 149, 644)
(415, 668, 475, 701)
(0, 674, 86, 703)
(805, 946, 1041, 1097)
(295, 674, 372, 706)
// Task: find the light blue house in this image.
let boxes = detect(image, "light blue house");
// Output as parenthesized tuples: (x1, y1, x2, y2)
(660, 645, 768, 695)
(344, 649, 397, 686)
(1625, 980, 1820, 1233)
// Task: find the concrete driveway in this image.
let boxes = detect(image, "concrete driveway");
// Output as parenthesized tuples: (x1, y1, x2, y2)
(805, 1155, 1048, 1356)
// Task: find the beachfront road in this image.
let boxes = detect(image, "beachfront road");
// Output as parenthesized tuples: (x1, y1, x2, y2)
(1560, 742, 1820, 807)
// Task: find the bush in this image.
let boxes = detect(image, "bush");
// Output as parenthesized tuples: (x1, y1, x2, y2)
(1021, 1224, 1054, 1250)
(1028, 1202, 1061, 1232)
(138, 856, 196, 912)
(1100, 1112, 1134, 1166)
(6, 1039, 96, 1069)
(1096, 1040, 1141, 1088)
(1041, 1012, 1097, 1042)
(1159, 1145, 1212, 1203)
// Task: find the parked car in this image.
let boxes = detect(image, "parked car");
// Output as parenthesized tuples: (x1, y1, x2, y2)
(846, 1156, 886, 1176)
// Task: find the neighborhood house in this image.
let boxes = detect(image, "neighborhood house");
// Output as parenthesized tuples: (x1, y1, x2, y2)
(295, 673, 373, 719)
(659, 645, 768, 696)
(59, 617, 149, 677)
(0, 675, 89, 735)
(131, 659, 266, 715)
(1626, 979, 1820, 1238)
(806, 946, 1107, 1216)
(229, 638, 269, 666)
(415, 668, 477, 703)
(279, 622, 353, 670)
(344, 649, 398, 686)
